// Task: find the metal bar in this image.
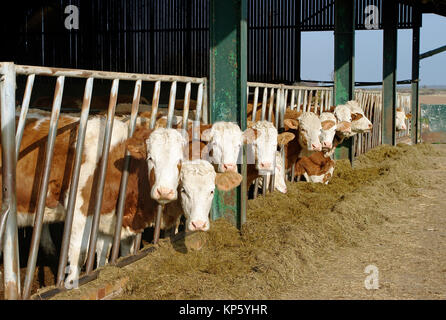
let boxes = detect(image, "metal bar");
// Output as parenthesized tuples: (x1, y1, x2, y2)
(110, 79, 142, 264)
(268, 88, 275, 122)
(261, 87, 268, 121)
(55, 77, 94, 287)
(85, 79, 120, 275)
(166, 81, 177, 128)
(182, 82, 192, 130)
(195, 83, 204, 123)
(419, 44, 446, 60)
(209, 0, 247, 228)
(15, 64, 205, 84)
(251, 86, 259, 122)
(333, 0, 355, 162)
(22, 76, 65, 300)
(15, 74, 35, 159)
(411, 9, 421, 145)
(152, 204, 163, 244)
(150, 80, 161, 129)
(382, 0, 398, 146)
(1, 62, 20, 300)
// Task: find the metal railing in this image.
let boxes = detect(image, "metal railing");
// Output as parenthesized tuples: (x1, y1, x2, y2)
(0, 62, 207, 299)
(353, 89, 383, 157)
(246, 82, 334, 194)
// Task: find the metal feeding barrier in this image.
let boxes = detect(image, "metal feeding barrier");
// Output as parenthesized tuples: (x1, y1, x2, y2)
(353, 89, 411, 157)
(246, 83, 412, 188)
(246, 82, 334, 196)
(0, 62, 207, 300)
(353, 89, 383, 157)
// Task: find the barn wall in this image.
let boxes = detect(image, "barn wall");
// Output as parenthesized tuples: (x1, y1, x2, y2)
(0, 0, 417, 84)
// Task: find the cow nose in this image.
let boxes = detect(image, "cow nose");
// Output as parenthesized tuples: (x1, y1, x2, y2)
(368, 123, 373, 129)
(322, 141, 332, 149)
(190, 220, 207, 231)
(222, 163, 237, 172)
(401, 124, 406, 130)
(311, 143, 322, 151)
(155, 187, 175, 200)
(259, 162, 272, 170)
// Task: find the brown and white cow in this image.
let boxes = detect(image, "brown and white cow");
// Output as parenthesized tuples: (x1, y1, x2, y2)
(294, 151, 335, 185)
(396, 107, 412, 131)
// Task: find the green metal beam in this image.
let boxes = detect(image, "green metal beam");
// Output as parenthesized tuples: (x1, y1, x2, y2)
(420, 45, 446, 60)
(334, 0, 355, 162)
(382, 0, 398, 146)
(411, 9, 422, 145)
(209, 0, 247, 229)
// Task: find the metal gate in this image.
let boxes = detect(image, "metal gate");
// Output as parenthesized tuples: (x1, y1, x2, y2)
(0, 62, 207, 299)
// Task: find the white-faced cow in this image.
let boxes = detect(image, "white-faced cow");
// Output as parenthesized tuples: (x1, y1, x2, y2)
(396, 107, 412, 131)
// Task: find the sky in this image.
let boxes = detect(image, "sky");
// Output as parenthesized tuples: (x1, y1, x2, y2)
(300, 14, 446, 87)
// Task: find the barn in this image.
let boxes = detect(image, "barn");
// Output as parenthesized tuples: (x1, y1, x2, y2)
(1, 0, 446, 300)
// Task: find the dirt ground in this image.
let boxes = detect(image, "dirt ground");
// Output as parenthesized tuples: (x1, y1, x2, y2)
(280, 145, 446, 299)
(419, 94, 446, 105)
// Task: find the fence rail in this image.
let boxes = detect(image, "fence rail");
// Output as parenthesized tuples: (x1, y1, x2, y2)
(0, 62, 207, 299)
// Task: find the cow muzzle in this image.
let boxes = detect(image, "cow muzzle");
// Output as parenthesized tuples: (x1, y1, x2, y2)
(188, 220, 208, 232)
(153, 187, 176, 201)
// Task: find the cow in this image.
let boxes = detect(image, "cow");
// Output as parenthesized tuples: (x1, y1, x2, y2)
(294, 151, 335, 185)
(1, 114, 196, 285)
(396, 107, 412, 131)
(345, 100, 373, 133)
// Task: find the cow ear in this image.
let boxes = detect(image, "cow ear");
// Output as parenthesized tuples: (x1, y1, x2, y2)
(155, 117, 167, 129)
(126, 127, 152, 159)
(242, 128, 258, 144)
(201, 128, 213, 142)
(284, 118, 299, 130)
(277, 132, 295, 146)
(215, 172, 243, 191)
(406, 113, 412, 119)
(336, 121, 351, 133)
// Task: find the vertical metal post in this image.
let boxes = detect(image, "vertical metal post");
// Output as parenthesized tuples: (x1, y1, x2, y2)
(16, 74, 35, 159)
(85, 79, 119, 275)
(22, 76, 65, 300)
(411, 8, 421, 145)
(295, 0, 301, 84)
(209, 0, 247, 229)
(56, 77, 94, 287)
(110, 79, 141, 264)
(0, 62, 21, 300)
(333, 0, 355, 162)
(382, 0, 398, 146)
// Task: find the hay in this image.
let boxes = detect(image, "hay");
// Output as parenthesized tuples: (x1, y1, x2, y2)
(92, 144, 445, 299)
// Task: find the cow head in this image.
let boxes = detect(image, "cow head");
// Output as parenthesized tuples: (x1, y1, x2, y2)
(333, 104, 353, 138)
(127, 127, 188, 204)
(396, 107, 411, 131)
(319, 112, 338, 150)
(244, 121, 279, 173)
(346, 100, 373, 133)
(180, 160, 242, 232)
(296, 112, 322, 152)
(201, 121, 243, 173)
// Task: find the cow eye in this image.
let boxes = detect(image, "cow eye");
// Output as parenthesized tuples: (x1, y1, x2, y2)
(210, 190, 214, 195)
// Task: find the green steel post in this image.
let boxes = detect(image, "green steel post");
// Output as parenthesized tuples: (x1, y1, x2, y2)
(411, 9, 421, 145)
(333, 0, 355, 162)
(382, 0, 398, 146)
(209, 0, 247, 229)
(295, 0, 301, 83)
